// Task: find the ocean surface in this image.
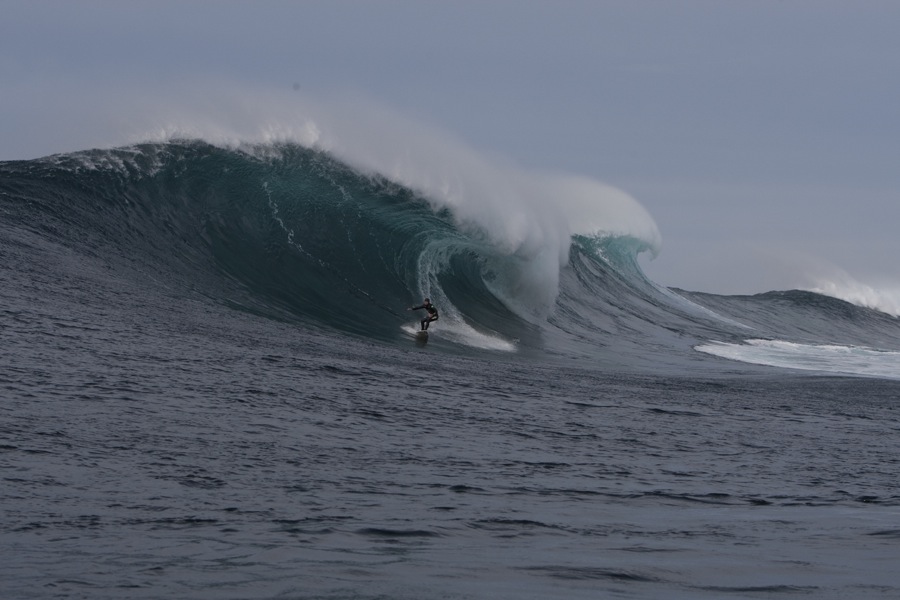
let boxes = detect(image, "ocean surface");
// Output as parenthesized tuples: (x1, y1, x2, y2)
(2, 141, 899, 599)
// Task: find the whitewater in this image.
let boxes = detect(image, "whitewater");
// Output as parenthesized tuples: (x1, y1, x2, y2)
(2, 117, 900, 599)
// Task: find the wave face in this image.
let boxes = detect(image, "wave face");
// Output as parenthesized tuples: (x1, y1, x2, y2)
(3, 141, 900, 377)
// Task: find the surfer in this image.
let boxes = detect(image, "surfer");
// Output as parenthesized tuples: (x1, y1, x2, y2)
(408, 298, 439, 331)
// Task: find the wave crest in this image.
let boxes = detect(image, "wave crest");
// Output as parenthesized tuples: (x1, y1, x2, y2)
(125, 89, 661, 313)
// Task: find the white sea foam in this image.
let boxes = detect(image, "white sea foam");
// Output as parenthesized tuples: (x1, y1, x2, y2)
(400, 324, 515, 352)
(696, 339, 900, 380)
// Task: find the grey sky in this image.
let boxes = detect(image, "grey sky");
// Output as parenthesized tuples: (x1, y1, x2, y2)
(2, 0, 898, 301)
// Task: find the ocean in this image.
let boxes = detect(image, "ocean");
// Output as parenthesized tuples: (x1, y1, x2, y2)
(2, 140, 899, 599)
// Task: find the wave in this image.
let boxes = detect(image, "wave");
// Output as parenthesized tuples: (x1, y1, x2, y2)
(146, 98, 662, 321)
(2, 138, 900, 377)
(0, 140, 653, 343)
(808, 277, 900, 318)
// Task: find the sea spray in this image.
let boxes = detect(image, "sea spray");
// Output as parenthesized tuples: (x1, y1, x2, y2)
(810, 277, 900, 318)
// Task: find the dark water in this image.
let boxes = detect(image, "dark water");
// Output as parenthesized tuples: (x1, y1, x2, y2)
(2, 142, 899, 599)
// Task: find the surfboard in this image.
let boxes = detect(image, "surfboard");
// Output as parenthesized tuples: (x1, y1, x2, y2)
(415, 330, 429, 343)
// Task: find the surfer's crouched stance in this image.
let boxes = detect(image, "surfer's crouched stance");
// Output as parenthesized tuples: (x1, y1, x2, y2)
(408, 298, 438, 331)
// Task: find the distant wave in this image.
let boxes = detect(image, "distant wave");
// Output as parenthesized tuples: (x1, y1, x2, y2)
(808, 277, 900, 318)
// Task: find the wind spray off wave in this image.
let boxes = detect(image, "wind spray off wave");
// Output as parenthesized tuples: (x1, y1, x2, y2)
(809, 275, 900, 318)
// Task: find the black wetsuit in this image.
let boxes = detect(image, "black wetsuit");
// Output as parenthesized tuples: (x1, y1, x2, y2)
(411, 302, 438, 330)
